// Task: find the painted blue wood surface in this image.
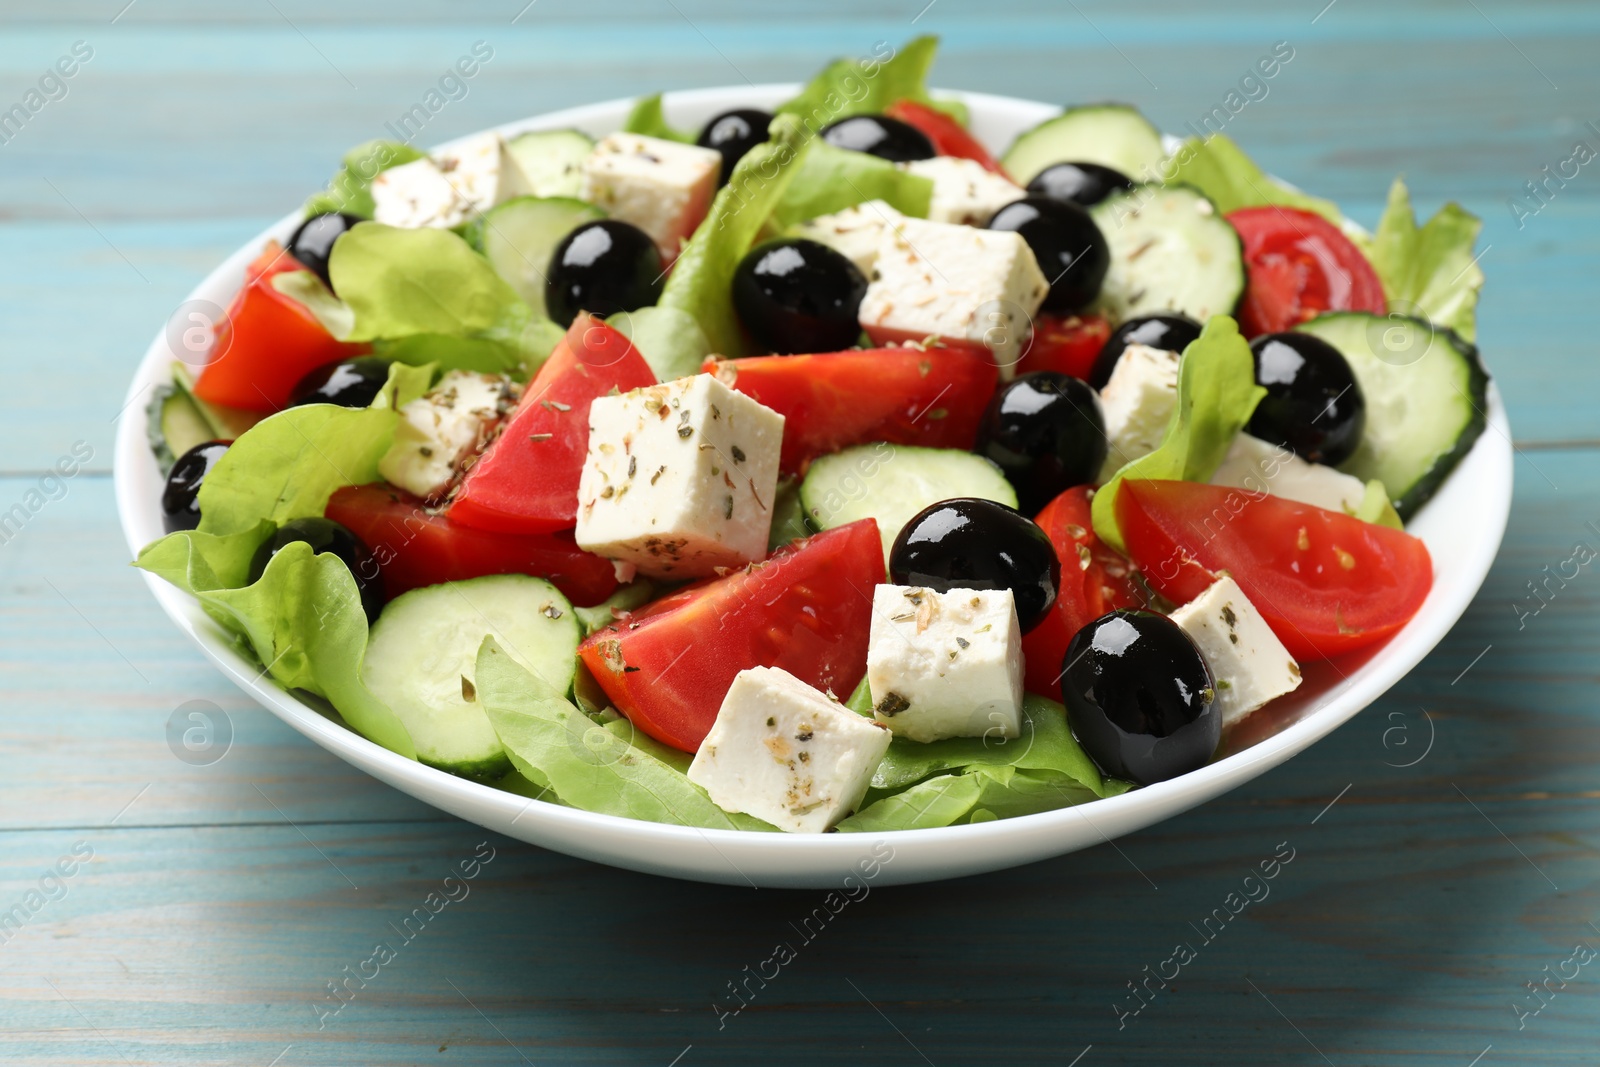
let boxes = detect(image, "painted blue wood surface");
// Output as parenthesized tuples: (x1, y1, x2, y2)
(2, 2, 1598, 1063)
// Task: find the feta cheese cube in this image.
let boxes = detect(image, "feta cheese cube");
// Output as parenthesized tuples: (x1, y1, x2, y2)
(790, 199, 904, 276)
(1210, 433, 1368, 514)
(688, 666, 892, 833)
(371, 158, 473, 230)
(574, 373, 784, 579)
(1170, 577, 1301, 729)
(371, 134, 534, 229)
(378, 370, 515, 500)
(866, 585, 1024, 743)
(433, 131, 534, 216)
(900, 157, 1024, 226)
(580, 133, 722, 259)
(1096, 342, 1181, 482)
(858, 216, 1048, 376)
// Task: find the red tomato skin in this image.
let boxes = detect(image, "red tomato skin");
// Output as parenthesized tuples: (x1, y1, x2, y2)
(193, 242, 370, 411)
(448, 314, 656, 534)
(325, 483, 619, 605)
(1116, 480, 1433, 661)
(885, 100, 1009, 174)
(1227, 207, 1387, 338)
(705, 346, 998, 474)
(1021, 486, 1143, 697)
(1014, 314, 1112, 381)
(578, 519, 885, 752)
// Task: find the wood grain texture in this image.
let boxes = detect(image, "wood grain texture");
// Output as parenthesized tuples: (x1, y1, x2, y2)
(2, 2, 1598, 1063)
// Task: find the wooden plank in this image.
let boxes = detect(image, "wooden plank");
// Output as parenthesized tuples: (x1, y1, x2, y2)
(0, 777, 1593, 1063)
(0, 12, 1594, 217)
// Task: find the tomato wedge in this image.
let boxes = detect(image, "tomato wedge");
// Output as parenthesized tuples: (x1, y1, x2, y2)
(448, 314, 656, 534)
(705, 346, 997, 474)
(885, 99, 1008, 174)
(326, 483, 619, 605)
(1014, 313, 1111, 381)
(1021, 486, 1143, 697)
(1116, 480, 1432, 661)
(579, 518, 884, 752)
(1228, 206, 1387, 337)
(193, 242, 370, 411)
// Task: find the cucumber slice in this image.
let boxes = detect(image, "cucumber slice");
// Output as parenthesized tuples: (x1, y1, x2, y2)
(361, 575, 580, 779)
(146, 384, 215, 474)
(799, 444, 1017, 562)
(1001, 104, 1167, 185)
(1295, 312, 1489, 520)
(475, 196, 606, 315)
(507, 128, 595, 199)
(171, 363, 263, 440)
(1089, 184, 1244, 325)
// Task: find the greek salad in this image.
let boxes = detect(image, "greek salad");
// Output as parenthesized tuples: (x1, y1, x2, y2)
(139, 36, 1490, 834)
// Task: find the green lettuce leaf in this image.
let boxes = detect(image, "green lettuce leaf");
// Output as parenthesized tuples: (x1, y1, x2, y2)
(271, 270, 357, 340)
(134, 399, 454, 758)
(659, 112, 809, 357)
(371, 327, 560, 377)
(839, 679, 1128, 829)
(134, 377, 417, 569)
(329, 222, 553, 375)
(574, 580, 656, 637)
(304, 140, 427, 219)
(1092, 315, 1266, 554)
(868, 694, 1118, 797)
(475, 637, 776, 831)
(372, 360, 438, 410)
(838, 765, 1104, 832)
(621, 94, 696, 143)
(1166, 134, 1340, 222)
(767, 477, 810, 551)
(1358, 177, 1484, 341)
(607, 305, 712, 381)
(846, 677, 1112, 790)
(136, 536, 414, 758)
(770, 142, 933, 229)
(189, 404, 398, 538)
(776, 36, 941, 128)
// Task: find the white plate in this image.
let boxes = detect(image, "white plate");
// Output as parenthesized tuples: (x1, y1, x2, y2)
(115, 85, 1512, 887)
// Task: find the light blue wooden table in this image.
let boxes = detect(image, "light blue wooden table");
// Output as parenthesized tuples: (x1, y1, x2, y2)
(3, 2, 1597, 1063)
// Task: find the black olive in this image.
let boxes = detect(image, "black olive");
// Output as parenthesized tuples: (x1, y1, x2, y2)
(986, 197, 1109, 314)
(1088, 313, 1203, 390)
(1061, 609, 1218, 785)
(1025, 162, 1135, 208)
(1246, 332, 1366, 466)
(696, 108, 772, 186)
(161, 440, 232, 533)
(889, 498, 1060, 632)
(977, 373, 1108, 515)
(289, 357, 394, 409)
(545, 220, 664, 328)
(287, 212, 361, 289)
(731, 238, 868, 354)
(248, 517, 384, 624)
(819, 115, 935, 163)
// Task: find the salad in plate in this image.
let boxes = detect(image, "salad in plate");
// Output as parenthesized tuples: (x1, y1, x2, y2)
(137, 36, 1490, 834)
